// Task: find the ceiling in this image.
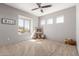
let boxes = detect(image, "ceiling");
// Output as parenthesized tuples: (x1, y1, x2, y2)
(5, 3, 75, 17)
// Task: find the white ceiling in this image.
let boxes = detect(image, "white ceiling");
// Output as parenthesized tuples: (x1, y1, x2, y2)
(5, 3, 75, 17)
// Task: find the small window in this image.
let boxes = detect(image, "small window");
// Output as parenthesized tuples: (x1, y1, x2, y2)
(47, 18, 53, 24)
(56, 16, 64, 24)
(40, 19, 45, 26)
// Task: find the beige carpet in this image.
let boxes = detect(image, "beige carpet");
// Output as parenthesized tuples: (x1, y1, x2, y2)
(0, 39, 78, 56)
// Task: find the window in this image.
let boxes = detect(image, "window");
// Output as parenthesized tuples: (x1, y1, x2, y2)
(18, 18, 30, 34)
(25, 20, 30, 31)
(18, 19, 24, 28)
(40, 19, 45, 26)
(47, 18, 53, 24)
(56, 16, 64, 24)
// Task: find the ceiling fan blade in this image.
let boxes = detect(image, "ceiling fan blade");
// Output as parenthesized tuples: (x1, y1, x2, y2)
(32, 8, 39, 11)
(36, 3, 41, 8)
(36, 3, 41, 5)
(42, 5, 52, 8)
(41, 9, 43, 13)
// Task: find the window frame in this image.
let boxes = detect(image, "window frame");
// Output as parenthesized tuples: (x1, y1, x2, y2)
(56, 15, 64, 24)
(47, 18, 53, 24)
(18, 15, 31, 34)
(40, 19, 46, 26)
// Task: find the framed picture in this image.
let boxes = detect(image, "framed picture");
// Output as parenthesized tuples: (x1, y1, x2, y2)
(1, 18, 16, 25)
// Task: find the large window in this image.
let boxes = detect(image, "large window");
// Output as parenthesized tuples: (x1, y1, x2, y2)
(56, 16, 64, 24)
(18, 18, 30, 34)
(47, 18, 53, 24)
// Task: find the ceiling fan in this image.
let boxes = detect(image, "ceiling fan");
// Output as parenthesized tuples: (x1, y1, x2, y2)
(32, 3, 52, 13)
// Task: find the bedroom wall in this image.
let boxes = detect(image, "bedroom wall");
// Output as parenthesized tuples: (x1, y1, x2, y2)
(39, 6, 76, 42)
(0, 4, 38, 45)
(76, 4, 79, 54)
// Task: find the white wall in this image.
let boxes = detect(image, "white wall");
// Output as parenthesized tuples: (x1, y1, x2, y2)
(39, 6, 76, 42)
(0, 4, 38, 45)
(76, 4, 79, 54)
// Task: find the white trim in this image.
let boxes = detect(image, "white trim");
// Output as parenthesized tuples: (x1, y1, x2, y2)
(18, 15, 32, 20)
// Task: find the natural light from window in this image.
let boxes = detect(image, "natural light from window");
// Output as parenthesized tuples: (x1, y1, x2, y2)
(56, 16, 64, 24)
(47, 18, 53, 24)
(18, 18, 30, 34)
(18, 19, 24, 27)
(40, 19, 45, 26)
(25, 20, 30, 31)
